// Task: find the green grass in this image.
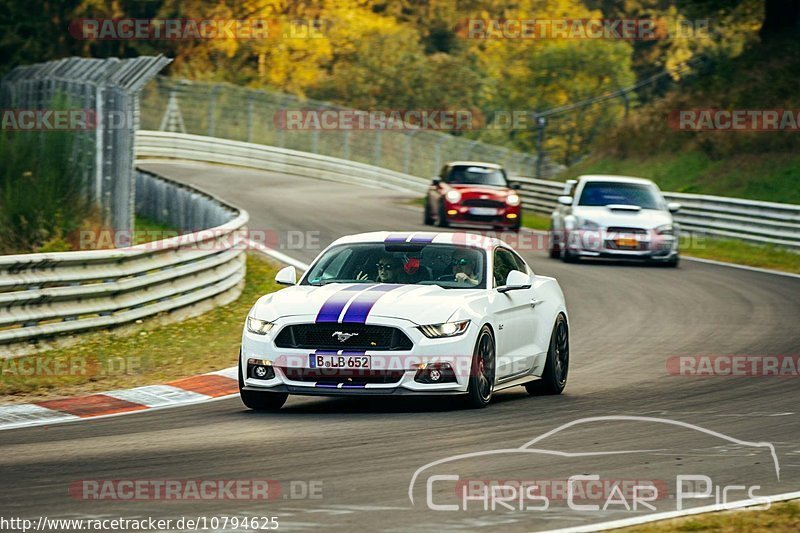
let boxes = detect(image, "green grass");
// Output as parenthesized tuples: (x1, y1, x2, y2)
(558, 151, 800, 205)
(0, 253, 281, 403)
(681, 236, 800, 274)
(132, 215, 180, 244)
(617, 500, 800, 532)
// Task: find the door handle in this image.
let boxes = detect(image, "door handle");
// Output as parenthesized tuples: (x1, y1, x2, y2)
(530, 299, 544, 307)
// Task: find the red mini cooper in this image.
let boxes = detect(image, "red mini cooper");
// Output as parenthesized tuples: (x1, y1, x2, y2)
(424, 162, 522, 231)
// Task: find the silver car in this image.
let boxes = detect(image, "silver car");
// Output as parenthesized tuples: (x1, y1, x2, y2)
(549, 175, 681, 266)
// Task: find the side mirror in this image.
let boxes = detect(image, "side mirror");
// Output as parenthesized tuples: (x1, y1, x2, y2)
(557, 195, 573, 206)
(498, 270, 532, 293)
(667, 202, 681, 213)
(275, 265, 297, 286)
(431, 178, 441, 186)
(509, 182, 521, 190)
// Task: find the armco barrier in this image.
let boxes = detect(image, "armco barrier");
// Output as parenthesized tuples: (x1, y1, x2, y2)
(135, 131, 800, 249)
(0, 170, 248, 350)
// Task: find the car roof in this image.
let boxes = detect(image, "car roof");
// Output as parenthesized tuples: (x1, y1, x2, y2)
(446, 161, 504, 170)
(578, 174, 655, 185)
(329, 231, 510, 251)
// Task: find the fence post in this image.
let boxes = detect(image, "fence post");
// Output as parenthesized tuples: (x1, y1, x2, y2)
(535, 115, 547, 179)
(207, 84, 220, 137)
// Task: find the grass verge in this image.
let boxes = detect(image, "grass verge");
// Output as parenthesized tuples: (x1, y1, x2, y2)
(617, 500, 800, 532)
(0, 253, 281, 404)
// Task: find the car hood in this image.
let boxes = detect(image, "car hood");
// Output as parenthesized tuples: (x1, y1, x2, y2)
(572, 206, 673, 229)
(251, 283, 483, 326)
(449, 184, 510, 198)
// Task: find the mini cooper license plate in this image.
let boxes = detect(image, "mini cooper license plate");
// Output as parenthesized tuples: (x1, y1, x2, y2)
(309, 354, 371, 369)
(469, 207, 498, 216)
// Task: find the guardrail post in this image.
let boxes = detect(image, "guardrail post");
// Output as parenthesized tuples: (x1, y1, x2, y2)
(207, 84, 220, 137)
(246, 93, 255, 143)
(535, 115, 547, 179)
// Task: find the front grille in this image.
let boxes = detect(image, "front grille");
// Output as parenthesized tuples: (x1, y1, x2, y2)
(274, 323, 413, 351)
(462, 199, 505, 208)
(280, 367, 406, 384)
(606, 227, 648, 235)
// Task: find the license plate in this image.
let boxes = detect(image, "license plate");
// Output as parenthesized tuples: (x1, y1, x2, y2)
(616, 237, 638, 248)
(309, 354, 371, 369)
(469, 207, 498, 216)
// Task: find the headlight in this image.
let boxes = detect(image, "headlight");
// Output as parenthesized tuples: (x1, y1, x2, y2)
(418, 319, 470, 339)
(506, 193, 521, 206)
(445, 190, 461, 203)
(654, 224, 674, 236)
(579, 219, 600, 230)
(247, 316, 275, 335)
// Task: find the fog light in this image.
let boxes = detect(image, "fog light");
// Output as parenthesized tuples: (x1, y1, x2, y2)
(414, 362, 457, 384)
(447, 209, 458, 215)
(506, 213, 518, 219)
(247, 358, 275, 380)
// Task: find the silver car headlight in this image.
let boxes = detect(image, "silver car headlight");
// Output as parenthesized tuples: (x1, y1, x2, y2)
(579, 219, 601, 230)
(654, 224, 674, 236)
(247, 316, 275, 335)
(418, 320, 470, 339)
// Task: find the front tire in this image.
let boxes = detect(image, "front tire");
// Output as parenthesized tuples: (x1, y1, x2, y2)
(423, 198, 434, 225)
(437, 202, 449, 228)
(464, 326, 496, 408)
(549, 226, 561, 259)
(239, 352, 288, 411)
(525, 314, 569, 395)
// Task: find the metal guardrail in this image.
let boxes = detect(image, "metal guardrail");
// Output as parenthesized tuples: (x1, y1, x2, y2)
(0, 170, 248, 348)
(135, 131, 800, 250)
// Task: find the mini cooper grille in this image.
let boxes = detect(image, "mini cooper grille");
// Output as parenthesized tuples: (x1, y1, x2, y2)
(274, 324, 413, 350)
(280, 367, 406, 385)
(461, 199, 505, 208)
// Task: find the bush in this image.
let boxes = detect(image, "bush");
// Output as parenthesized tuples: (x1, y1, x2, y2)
(0, 127, 91, 254)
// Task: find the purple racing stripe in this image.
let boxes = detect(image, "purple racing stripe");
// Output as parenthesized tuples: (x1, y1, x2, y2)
(409, 233, 436, 243)
(316, 284, 372, 323)
(384, 233, 411, 243)
(341, 284, 404, 323)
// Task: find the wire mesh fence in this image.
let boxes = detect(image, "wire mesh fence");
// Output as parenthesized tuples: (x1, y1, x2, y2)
(139, 77, 565, 180)
(0, 56, 171, 234)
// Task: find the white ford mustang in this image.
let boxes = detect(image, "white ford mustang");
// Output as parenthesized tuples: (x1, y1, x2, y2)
(239, 231, 569, 410)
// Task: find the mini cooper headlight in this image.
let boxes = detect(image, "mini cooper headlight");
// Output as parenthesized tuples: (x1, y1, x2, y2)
(247, 316, 275, 335)
(445, 190, 462, 203)
(418, 320, 470, 339)
(506, 193, 521, 206)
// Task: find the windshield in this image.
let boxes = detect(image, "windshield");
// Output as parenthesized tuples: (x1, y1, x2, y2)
(578, 182, 663, 210)
(302, 243, 486, 289)
(445, 165, 508, 187)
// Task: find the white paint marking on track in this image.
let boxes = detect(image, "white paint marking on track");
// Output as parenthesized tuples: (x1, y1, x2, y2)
(103, 385, 210, 408)
(542, 490, 800, 533)
(0, 403, 79, 429)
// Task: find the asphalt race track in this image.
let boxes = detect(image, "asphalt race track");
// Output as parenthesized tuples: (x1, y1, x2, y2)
(2, 161, 799, 532)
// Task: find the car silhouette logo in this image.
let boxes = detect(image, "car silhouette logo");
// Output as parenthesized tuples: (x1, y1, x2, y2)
(332, 331, 358, 343)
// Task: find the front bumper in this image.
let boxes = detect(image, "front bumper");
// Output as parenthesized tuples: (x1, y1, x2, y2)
(241, 316, 478, 395)
(564, 229, 678, 261)
(444, 201, 520, 227)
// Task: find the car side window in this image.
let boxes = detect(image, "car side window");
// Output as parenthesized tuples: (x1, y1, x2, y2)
(508, 250, 529, 274)
(493, 248, 516, 287)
